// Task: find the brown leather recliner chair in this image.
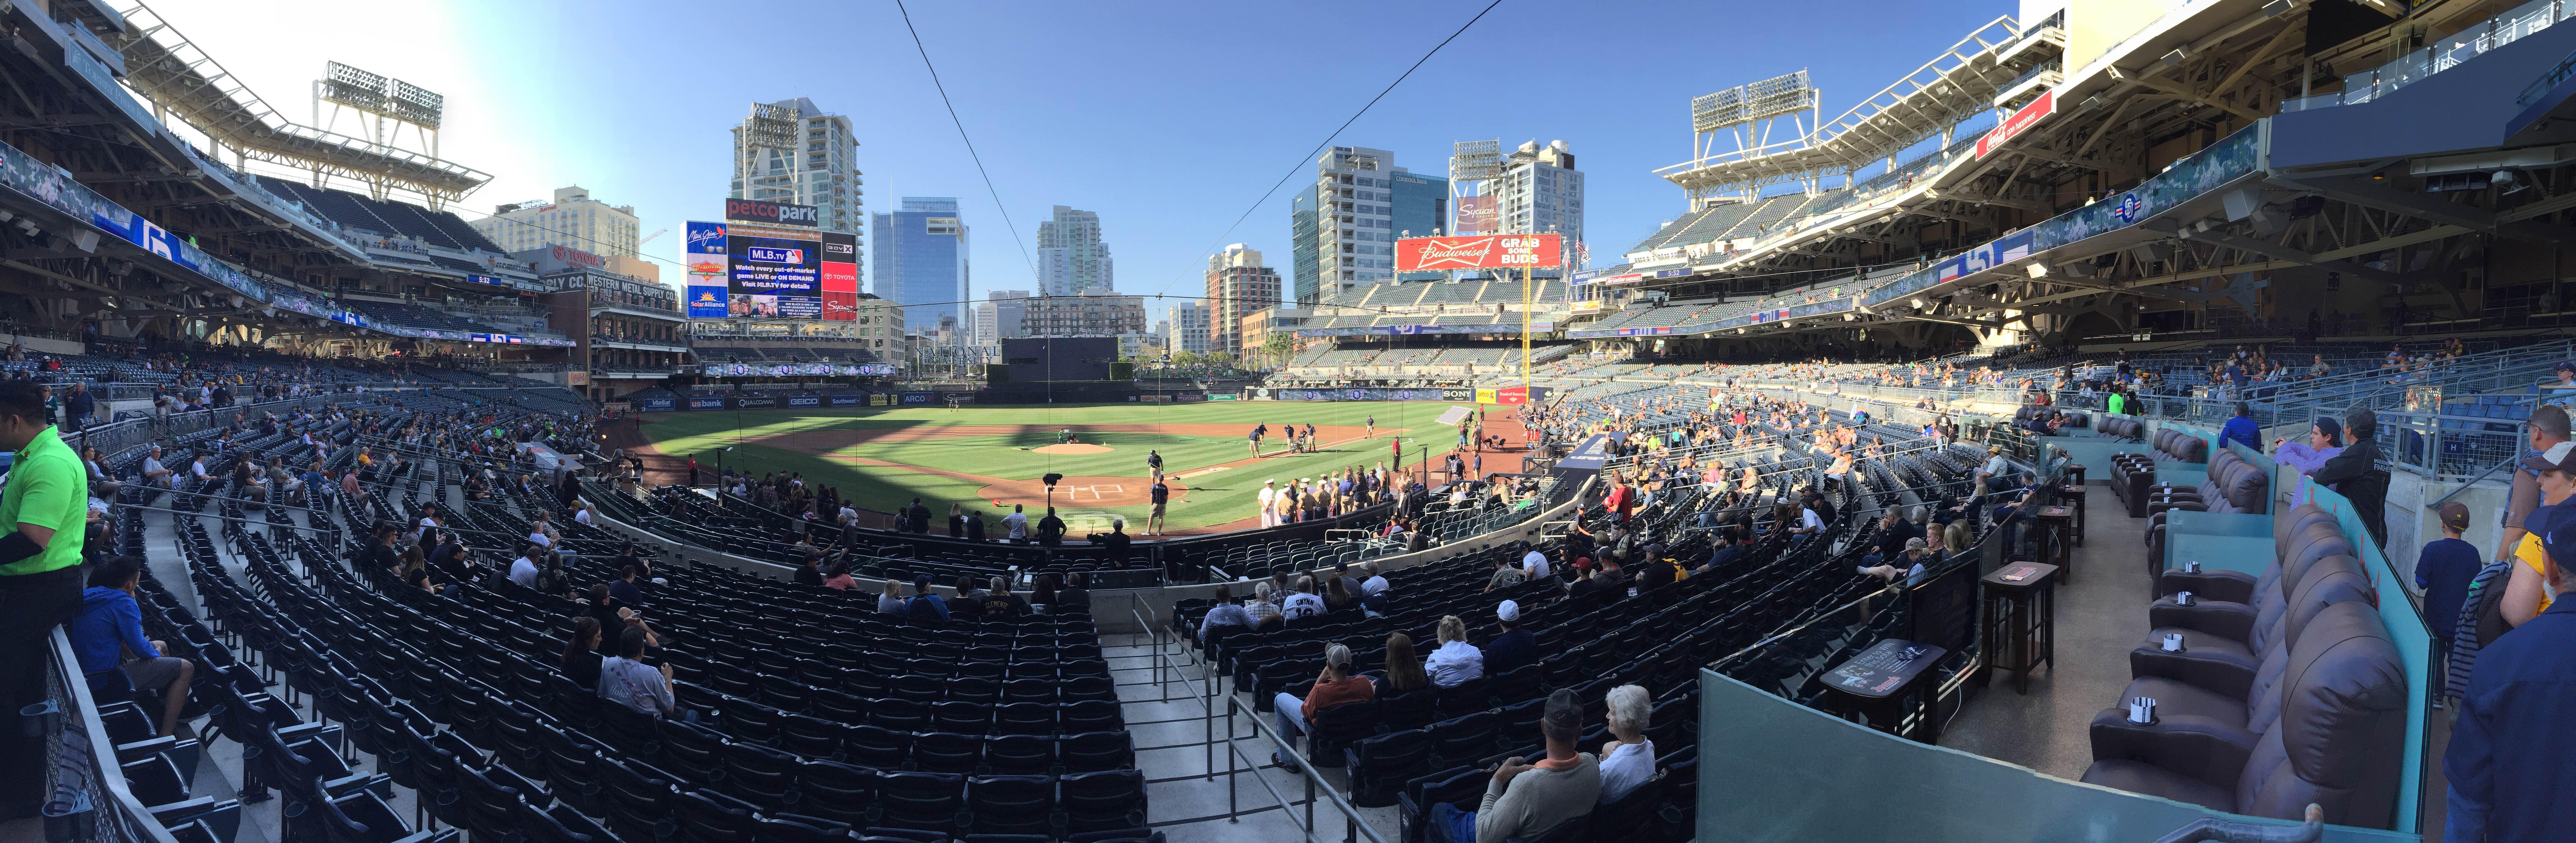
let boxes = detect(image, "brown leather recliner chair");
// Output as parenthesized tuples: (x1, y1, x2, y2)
(2160, 504, 2341, 601)
(2083, 600, 2407, 829)
(2131, 552, 2372, 713)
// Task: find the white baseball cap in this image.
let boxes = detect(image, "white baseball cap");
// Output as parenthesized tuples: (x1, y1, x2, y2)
(1497, 600, 1521, 623)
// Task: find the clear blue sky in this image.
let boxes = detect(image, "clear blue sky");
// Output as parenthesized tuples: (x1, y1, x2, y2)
(158, 0, 2015, 324)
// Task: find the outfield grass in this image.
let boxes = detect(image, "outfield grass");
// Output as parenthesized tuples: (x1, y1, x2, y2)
(638, 402, 1489, 533)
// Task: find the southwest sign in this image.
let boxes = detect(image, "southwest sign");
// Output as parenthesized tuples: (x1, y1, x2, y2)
(1396, 234, 1564, 271)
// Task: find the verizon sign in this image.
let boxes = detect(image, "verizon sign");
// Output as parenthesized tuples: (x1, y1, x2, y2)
(1396, 234, 1564, 271)
(1975, 89, 2055, 159)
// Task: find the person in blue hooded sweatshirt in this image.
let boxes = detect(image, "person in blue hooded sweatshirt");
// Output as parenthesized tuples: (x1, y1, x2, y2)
(2220, 401, 2262, 453)
(69, 556, 193, 737)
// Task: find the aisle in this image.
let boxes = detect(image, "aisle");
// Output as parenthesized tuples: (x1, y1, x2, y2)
(1109, 630, 1402, 843)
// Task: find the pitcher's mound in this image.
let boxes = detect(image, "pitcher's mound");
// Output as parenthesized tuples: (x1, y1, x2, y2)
(1033, 443, 1112, 454)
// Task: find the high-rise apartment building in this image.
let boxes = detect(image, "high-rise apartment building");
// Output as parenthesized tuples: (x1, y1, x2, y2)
(1291, 146, 1403, 304)
(972, 290, 1033, 347)
(1167, 300, 1210, 356)
(1020, 291, 1150, 357)
(1497, 140, 1584, 271)
(476, 186, 644, 261)
(1204, 244, 1280, 359)
(729, 98, 863, 276)
(1035, 205, 1114, 295)
(873, 198, 969, 347)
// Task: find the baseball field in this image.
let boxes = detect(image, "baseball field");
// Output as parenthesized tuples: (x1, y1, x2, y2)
(616, 401, 1531, 535)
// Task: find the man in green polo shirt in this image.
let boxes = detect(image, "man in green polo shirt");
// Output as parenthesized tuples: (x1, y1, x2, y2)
(0, 379, 92, 817)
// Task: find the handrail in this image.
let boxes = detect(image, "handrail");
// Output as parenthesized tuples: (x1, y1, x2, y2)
(1130, 603, 1392, 843)
(2429, 453, 2522, 509)
(2151, 803, 2324, 843)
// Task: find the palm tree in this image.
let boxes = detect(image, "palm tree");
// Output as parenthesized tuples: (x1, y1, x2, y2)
(1261, 333, 1294, 371)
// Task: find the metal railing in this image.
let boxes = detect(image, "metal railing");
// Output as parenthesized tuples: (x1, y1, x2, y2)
(2285, 0, 2571, 113)
(1129, 604, 1393, 843)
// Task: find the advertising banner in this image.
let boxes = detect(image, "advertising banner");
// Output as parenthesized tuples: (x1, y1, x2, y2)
(1495, 386, 1528, 405)
(786, 395, 822, 408)
(1475, 388, 1498, 404)
(1395, 234, 1563, 271)
(821, 231, 859, 322)
(1248, 388, 1455, 402)
(829, 394, 862, 407)
(901, 392, 934, 405)
(687, 397, 726, 410)
(942, 393, 978, 405)
(733, 395, 778, 409)
(728, 222, 821, 318)
(1571, 300, 1603, 314)
(870, 394, 893, 406)
(1975, 89, 2055, 160)
(723, 198, 820, 227)
(639, 397, 678, 412)
(684, 221, 730, 318)
(853, 363, 899, 376)
(1208, 393, 1238, 401)
(1454, 196, 1496, 235)
(1440, 387, 1477, 401)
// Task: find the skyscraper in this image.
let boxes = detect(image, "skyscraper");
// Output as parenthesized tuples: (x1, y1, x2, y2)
(728, 98, 863, 278)
(1498, 140, 1583, 271)
(1391, 170, 1450, 240)
(1035, 206, 1114, 295)
(873, 198, 969, 346)
(1167, 300, 1209, 356)
(1205, 244, 1279, 359)
(1290, 146, 1401, 304)
(973, 290, 1033, 347)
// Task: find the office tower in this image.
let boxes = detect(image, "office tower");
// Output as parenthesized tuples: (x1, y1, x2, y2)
(973, 290, 1033, 346)
(1498, 139, 1584, 270)
(872, 197, 969, 345)
(1205, 243, 1280, 359)
(1035, 205, 1114, 295)
(1391, 170, 1450, 239)
(730, 98, 863, 276)
(1167, 300, 1210, 356)
(475, 186, 644, 259)
(1291, 146, 1401, 304)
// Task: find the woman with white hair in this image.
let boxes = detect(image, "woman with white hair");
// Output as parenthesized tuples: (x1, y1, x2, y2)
(1423, 615, 1484, 688)
(1597, 683, 1657, 803)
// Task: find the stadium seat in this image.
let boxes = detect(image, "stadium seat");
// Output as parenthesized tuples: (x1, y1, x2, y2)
(1058, 770, 1146, 835)
(1345, 730, 1432, 808)
(965, 775, 1059, 838)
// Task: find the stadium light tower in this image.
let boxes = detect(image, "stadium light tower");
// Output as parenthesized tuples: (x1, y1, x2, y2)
(1688, 70, 1820, 205)
(313, 61, 449, 203)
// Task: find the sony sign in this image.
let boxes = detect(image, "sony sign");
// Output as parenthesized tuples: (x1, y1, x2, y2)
(724, 198, 821, 228)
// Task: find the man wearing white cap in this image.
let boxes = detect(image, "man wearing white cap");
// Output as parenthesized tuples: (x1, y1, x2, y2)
(1486, 600, 1538, 675)
(1258, 480, 1278, 528)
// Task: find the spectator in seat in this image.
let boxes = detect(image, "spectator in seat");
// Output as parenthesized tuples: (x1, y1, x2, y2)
(2443, 504, 2576, 839)
(609, 563, 646, 605)
(2269, 416, 2345, 476)
(822, 564, 857, 591)
(980, 576, 1026, 616)
(1484, 601, 1537, 676)
(506, 543, 544, 587)
(904, 574, 950, 625)
(1269, 642, 1375, 767)
(139, 445, 173, 490)
(69, 557, 192, 737)
(1694, 534, 1739, 576)
(587, 584, 656, 652)
(1056, 572, 1093, 613)
(597, 626, 676, 718)
(1247, 582, 1284, 630)
(1862, 507, 1920, 569)
(560, 616, 603, 691)
(1596, 684, 1656, 805)
(876, 579, 906, 614)
(1431, 688, 1600, 843)
(957, 574, 990, 607)
(1281, 575, 1325, 619)
(1485, 554, 1527, 592)
(1196, 584, 1250, 644)
(1379, 632, 1430, 696)
(794, 552, 825, 587)
(1860, 538, 1934, 585)
(1360, 563, 1389, 598)
(1425, 615, 1485, 688)
(2220, 402, 2261, 452)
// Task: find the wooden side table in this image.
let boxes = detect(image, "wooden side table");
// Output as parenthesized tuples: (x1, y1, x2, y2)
(2056, 484, 2087, 546)
(1980, 562, 2060, 694)
(1822, 638, 1951, 742)
(2034, 506, 2075, 581)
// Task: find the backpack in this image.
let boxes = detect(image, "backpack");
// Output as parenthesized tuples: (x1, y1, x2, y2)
(2446, 559, 2516, 702)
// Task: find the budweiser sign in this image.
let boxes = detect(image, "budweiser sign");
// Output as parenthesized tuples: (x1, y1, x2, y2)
(1396, 234, 1564, 271)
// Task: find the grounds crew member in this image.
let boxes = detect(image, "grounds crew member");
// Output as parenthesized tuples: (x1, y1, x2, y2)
(0, 379, 92, 817)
